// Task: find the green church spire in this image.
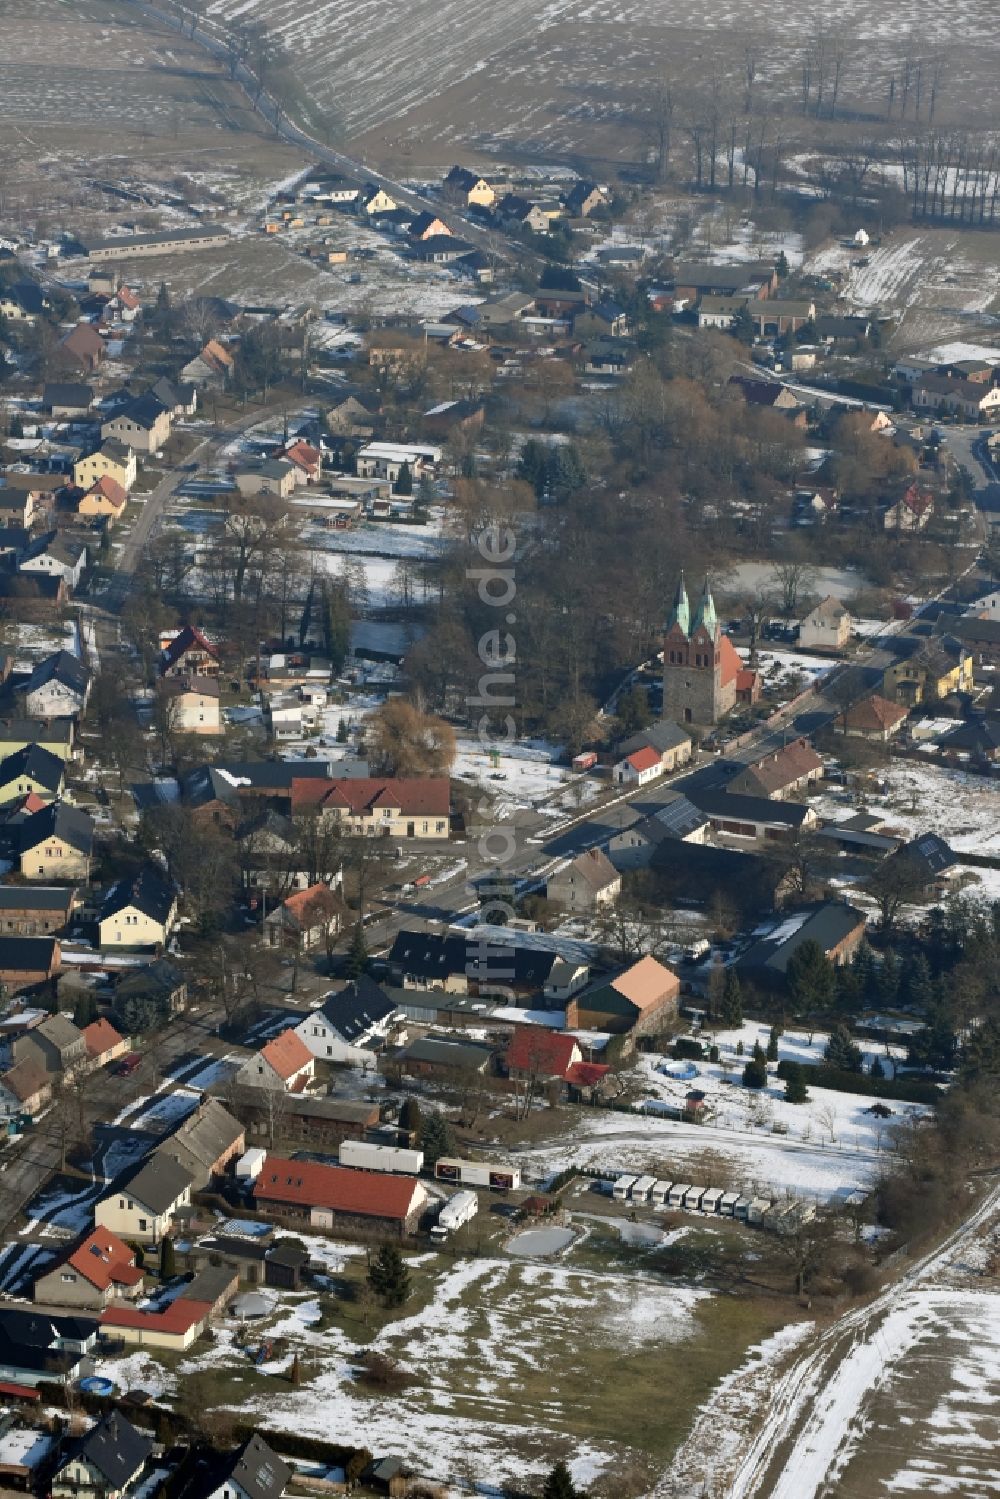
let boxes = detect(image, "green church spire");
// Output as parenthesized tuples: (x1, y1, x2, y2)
(667, 572, 690, 635)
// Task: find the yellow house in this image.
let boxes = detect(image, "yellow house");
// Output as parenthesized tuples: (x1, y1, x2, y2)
(95, 1155, 194, 1244)
(158, 676, 221, 734)
(18, 802, 93, 880)
(363, 187, 397, 215)
(882, 636, 974, 707)
(0, 719, 74, 762)
(0, 743, 65, 804)
(98, 865, 177, 950)
(73, 439, 136, 493)
(100, 394, 172, 455)
(467, 178, 497, 207)
(78, 474, 128, 524)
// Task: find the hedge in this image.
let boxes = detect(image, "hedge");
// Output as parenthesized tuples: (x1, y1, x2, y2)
(774, 1058, 939, 1105)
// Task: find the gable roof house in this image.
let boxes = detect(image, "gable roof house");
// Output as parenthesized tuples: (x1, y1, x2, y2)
(617, 719, 692, 776)
(73, 440, 136, 494)
(44, 382, 94, 418)
(279, 439, 322, 484)
(51, 1411, 152, 1499)
(564, 181, 608, 216)
(59, 322, 106, 372)
(33, 1227, 143, 1312)
(736, 902, 867, 988)
(607, 795, 710, 871)
(883, 634, 974, 706)
(263, 882, 344, 951)
(685, 786, 818, 842)
(841, 693, 909, 741)
(613, 744, 664, 786)
(496, 195, 549, 234)
(95, 1155, 195, 1245)
(294, 975, 401, 1065)
(112, 957, 187, 1031)
(0, 281, 49, 321)
(16, 801, 94, 880)
(13, 1012, 86, 1077)
(883, 482, 935, 532)
(158, 673, 222, 734)
(565, 955, 680, 1047)
(0, 882, 76, 935)
(0, 743, 66, 804)
(19, 533, 87, 591)
(100, 392, 171, 455)
(291, 776, 450, 840)
(154, 1097, 246, 1186)
(443, 166, 499, 207)
(82, 1016, 129, 1069)
(236, 1028, 316, 1093)
(160, 624, 220, 679)
(387, 929, 568, 1000)
(672, 261, 778, 302)
(799, 596, 852, 652)
(726, 738, 824, 800)
(252, 1155, 427, 1237)
(203, 1436, 292, 1499)
(546, 848, 622, 912)
(0, 1055, 52, 1119)
(97, 865, 177, 951)
(505, 1025, 583, 1083)
(78, 474, 128, 524)
(181, 338, 235, 389)
(0, 934, 61, 993)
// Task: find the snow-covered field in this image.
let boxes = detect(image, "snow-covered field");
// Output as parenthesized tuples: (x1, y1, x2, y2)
(452, 735, 600, 817)
(808, 761, 1000, 861)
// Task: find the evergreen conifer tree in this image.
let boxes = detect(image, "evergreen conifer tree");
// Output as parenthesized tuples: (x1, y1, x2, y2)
(541, 1461, 579, 1499)
(766, 1025, 780, 1062)
(159, 1238, 176, 1279)
(367, 1244, 410, 1307)
(346, 922, 369, 978)
(420, 1111, 454, 1167)
(783, 1062, 809, 1103)
(721, 969, 743, 1027)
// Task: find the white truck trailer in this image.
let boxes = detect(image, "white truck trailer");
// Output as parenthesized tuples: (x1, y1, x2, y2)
(434, 1156, 521, 1191)
(430, 1189, 479, 1242)
(339, 1141, 424, 1174)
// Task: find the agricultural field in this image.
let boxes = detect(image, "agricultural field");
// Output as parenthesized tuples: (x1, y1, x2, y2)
(88, 1225, 802, 1494)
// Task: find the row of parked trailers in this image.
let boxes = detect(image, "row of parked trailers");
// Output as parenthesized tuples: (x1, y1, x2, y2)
(612, 1175, 773, 1224)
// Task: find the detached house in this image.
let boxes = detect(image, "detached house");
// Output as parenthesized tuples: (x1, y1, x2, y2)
(60, 322, 106, 372)
(617, 720, 692, 777)
(101, 392, 171, 455)
(279, 439, 322, 484)
(726, 738, 824, 800)
(497, 195, 548, 234)
(13, 1012, 86, 1076)
(565, 955, 680, 1045)
(34, 1227, 143, 1312)
(444, 166, 498, 208)
(204, 1437, 292, 1499)
(78, 474, 128, 524)
(546, 848, 621, 913)
(0, 935, 61, 992)
(263, 882, 343, 952)
(51, 1411, 152, 1499)
(160, 624, 220, 678)
(0, 1057, 51, 1119)
(884, 482, 935, 532)
(842, 694, 909, 741)
(73, 440, 136, 493)
(294, 975, 401, 1065)
(799, 596, 852, 652)
(95, 1155, 194, 1245)
(158, 674, 221, 733)
(291, 776, 450, 840)
(0, 744, 65, 803)
(19, 532, 87, 591)
(181, 338, 234, 389)
(23, 650, 91, 719)
(883, 635, 974, 706)
(97, 864, 177, 950)
(17, 802, 94, 880)
(236, 1028, 316, 1093)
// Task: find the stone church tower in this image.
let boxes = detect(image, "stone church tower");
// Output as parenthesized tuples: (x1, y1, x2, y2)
(662, 575, 738, 726)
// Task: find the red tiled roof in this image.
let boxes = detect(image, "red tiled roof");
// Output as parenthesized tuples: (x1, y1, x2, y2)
(626, 746, 661, 773)
(162, 624, 219, 670)
(282, 440, 320, 470)
(253, 1156, 421, 1221)
(719, 633, 742, 687)
(82, 1017, 124, 1060)
(290, 777, 450, 818)
(901, 483, 934, 515)
(844, 694, 909, 731)
(86, 475, 127, 508)
(506, 1026, 580, 1078)
(735, 668, 759, 691)
(66, 1227, 142, 1291)
(564, 1061, 610, 1087)
(279, 882, 341, 931)
(259, 1028, 313, 1081)
(101, 1298, 210, 1334)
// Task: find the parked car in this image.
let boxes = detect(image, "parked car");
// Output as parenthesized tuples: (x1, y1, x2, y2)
(116, 1052, 142, 1077)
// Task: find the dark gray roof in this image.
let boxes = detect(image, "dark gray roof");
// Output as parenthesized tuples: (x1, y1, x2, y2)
(226, 1435, 292, 1499)
(115, 957, 185, 1000)
(0, 742, 65, 793)
(113, 391, 168, 430)
(738, 903, 866, 976)
(0, 935, 58, 971)
(25, 649, 90, 696)
(939, 718, 1000, 754)
(318, 975, 398, 1042)
(0, 885, 74, 912)
(893, 832, 957, 880)
(69, 1412, 152, 1489)
(158, 1099, 244, 1176)
(112, 1153, 194, 1214)
(43, 382, 93, 409)
(388, 929, 559, 987)
(687, 787, 812, 827)
(18, 801, 94, 857)
(619, 720, 690, 758)
(401, 1035, 494, 1071)
(100, 864, 175, 924)
(83, 226, 227, 253)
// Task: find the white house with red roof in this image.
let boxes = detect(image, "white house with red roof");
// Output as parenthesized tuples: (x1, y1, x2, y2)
(612, 744, 663, 786)
(883, 482, 935, 532)
(235, 1028, 316, 1093)
(279, 439, 322, 484)
(263, 882, 344, 951)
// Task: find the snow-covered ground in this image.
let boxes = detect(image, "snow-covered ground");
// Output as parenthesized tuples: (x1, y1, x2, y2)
(740, 647, 835, 690)
(452, 735, 599, 817)
(808, 761, 1000, 861)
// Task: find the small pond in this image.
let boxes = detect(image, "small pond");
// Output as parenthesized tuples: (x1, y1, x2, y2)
(506, 1226, 575, 1257)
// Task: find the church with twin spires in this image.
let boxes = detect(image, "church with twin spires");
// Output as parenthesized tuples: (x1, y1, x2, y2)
(662, 574, 744, 726)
